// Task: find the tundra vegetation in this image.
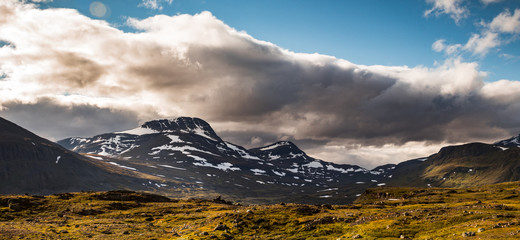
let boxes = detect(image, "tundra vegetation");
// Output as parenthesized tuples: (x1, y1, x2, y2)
(2, 182, 520, 239)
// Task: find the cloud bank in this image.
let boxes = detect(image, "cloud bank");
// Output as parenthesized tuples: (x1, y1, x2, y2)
(1, 0, 520, 167)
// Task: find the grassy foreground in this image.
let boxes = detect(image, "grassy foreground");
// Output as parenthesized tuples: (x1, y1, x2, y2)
(2, 182, 520, 239)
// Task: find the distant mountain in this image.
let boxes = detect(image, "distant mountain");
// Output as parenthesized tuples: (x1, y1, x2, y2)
(385, 140, 520, 188)
(495, 134, 520, 148)
(58, 117, 390, 204)
(0, 117, 154, 195)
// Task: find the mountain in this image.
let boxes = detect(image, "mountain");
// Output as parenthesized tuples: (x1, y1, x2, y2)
(495, 134, 520, 148)
(249, 141, 390, 183)
(0, 117, 157, 195)
(51, 116, 520, 203)
(58, 117, 390, 204)
(385, 140, 520, 188)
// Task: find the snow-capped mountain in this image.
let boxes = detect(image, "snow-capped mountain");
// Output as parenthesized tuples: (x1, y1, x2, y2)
(58, 117, 389, 204)
(250, 141, 388, 180)
(4, 114, 520, 204)
(56, 117, 520, 203)
(494, 134, 520, 148)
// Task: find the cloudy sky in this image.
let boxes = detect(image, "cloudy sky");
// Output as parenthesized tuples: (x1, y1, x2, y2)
(1, 0, 520, 168)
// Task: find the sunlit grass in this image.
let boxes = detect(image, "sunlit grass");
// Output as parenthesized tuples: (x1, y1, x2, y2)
(1, 182, 520, 239)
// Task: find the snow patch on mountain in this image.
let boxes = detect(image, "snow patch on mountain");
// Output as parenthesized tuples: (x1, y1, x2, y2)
(259, 141, 291, 151)
(289, 152, 305, 159)
(272, 170, 286, 177)
(158, 164, 186, 170)
(108, 162, 137, 171)
(69, 137, 90, 145)
(225, 142, 261, 160)
(88, 155, 104, 160)
(149, 144, 218, 156)
(192, 127, 218, 141)
(326, 165, 354, 173)
(192, 160, 240, 171)
(303, 161, 323, 168)
(267, 153, 281, 160)
(250, 169, 266, 175)
(118, 127, 157, 136)
(167, 135, 183, 143)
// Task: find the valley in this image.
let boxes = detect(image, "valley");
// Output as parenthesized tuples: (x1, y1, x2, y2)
(2, 182, 520, 239)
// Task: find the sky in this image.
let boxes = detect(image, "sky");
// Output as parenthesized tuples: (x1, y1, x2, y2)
(1, 0, 520, 168)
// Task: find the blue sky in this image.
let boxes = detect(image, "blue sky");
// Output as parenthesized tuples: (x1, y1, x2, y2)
(42, 0, 520, 82)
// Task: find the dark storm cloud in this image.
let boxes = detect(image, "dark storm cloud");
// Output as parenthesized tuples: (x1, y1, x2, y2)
(1, 98, 141, 140)
(179, 37, 516, 145)
(217, 129, 330, 151)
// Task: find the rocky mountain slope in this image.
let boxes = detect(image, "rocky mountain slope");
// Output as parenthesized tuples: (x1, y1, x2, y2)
(0, 117, 155, 195)
(4, 114, 520, 204)
(58, 117, 391, 204)
(385, 140, 520, 188)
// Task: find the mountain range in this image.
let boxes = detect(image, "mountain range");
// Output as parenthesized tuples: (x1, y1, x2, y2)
(1, 116, 520, 204)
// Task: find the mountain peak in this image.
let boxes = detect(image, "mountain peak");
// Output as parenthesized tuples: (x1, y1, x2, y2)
(0, 117, 41, 140)
(138, 117, 221, 141)
(257, 141, 297, 151)
(494, 134, 520, 148)
(250, 141, 309, 161)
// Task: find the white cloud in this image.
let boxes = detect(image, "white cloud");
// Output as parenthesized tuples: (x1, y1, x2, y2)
(463, 31, 500, 56)
(432, 39, 462, 55)
(1, 1, 520, 167)
(489, 9, 520, 33)
(138, 0, 173, 11)
(433, 8, 520, 57)
(424, 0, 469, 23)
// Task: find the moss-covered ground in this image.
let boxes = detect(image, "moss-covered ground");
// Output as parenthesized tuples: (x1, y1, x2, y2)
(2, 182, 520, 239)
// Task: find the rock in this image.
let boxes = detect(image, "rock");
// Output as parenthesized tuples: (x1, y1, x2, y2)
(462, 232, 475, 237)
(478, 228, 485, 233)
(123, 230, 130, 234)
(214, 223, 229, 231)
(213, 196, 232, 205)
(8, 202, 23, 211)
(221, 233, 233, 239)
(200, 231, 209, 236)
(322, 204, 333, 210)
(352, 234, 362, 239)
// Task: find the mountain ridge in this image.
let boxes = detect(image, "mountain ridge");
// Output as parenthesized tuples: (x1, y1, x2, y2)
(3, 115, 520, 204)
(0, 116, 158, 195)
(57, 117, 388, 203)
